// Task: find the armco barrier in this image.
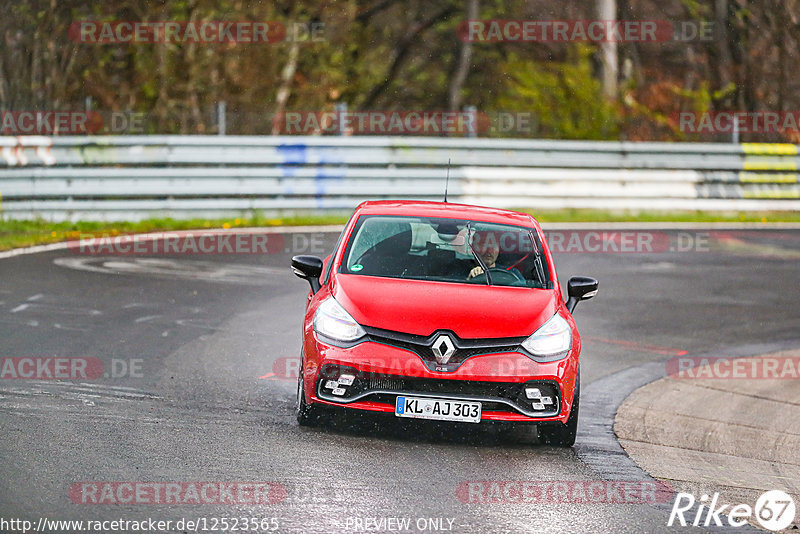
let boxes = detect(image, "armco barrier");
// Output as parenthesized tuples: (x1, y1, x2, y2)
(0, 136, 798, 220)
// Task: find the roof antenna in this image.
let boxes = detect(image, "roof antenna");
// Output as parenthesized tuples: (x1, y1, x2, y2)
(444, 158, 451, 203)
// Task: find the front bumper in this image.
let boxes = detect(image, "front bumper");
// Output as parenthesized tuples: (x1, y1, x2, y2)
(303, 335, 578, 423)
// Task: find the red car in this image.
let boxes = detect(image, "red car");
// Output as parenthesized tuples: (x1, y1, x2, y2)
(291, 200, 598, 446)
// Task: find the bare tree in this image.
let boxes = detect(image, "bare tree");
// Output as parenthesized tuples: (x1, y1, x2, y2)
(448, 0, 478, 110)
(597, 0, 618, 99)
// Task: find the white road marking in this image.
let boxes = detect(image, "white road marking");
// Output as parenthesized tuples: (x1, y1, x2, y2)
(174, 319, 219, 330)
(53, 323, 89, 331)
(10, 303, 102, 316)
(54, 256, 289, 285)
(134, 315, 162, 323)
(0, 318, 39, 327)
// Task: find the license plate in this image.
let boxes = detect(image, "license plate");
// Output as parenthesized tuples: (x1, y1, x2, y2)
(394, 396, 481, 423)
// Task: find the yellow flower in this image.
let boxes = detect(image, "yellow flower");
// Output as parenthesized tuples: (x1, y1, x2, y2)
(234, 218, 242, 225)
(51, 231, 57, 237)
(223, 223, 231, 229)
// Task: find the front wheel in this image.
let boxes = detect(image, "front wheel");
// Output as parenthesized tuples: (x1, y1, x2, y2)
(537, 368, 580, 447)
(296, 361, 320, 426)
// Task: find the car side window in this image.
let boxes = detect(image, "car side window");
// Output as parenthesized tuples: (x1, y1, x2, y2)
(321, 227, 346, 286)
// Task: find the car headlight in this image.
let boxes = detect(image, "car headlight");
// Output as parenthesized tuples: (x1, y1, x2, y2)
(521, 313, 572, 361)
(313, 297, 366, 343)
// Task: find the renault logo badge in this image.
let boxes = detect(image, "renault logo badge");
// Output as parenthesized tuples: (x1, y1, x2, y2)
(432, 334, 456, 365)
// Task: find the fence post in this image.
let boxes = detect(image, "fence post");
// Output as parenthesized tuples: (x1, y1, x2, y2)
(335, 102, 348, 135)
(464, 106, 477, 138)
(217, 101, 227, 136)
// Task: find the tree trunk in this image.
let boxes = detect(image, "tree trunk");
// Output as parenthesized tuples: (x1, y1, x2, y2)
(597, 0, 618, 99)
(272, 40, 300, 134)
(448, 0, 478, 111)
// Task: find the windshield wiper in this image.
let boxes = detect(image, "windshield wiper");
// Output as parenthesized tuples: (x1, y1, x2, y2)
(466, 222, 492, 286)
(528, 229, 549, 289)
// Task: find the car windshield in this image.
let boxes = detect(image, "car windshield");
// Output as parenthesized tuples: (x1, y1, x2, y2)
(340, 215, 550, 288)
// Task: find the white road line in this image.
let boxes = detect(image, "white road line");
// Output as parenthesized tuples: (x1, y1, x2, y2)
(134, 315, 162, 323)
(0, 318, 38, 327)
(53, 323, 89, 331)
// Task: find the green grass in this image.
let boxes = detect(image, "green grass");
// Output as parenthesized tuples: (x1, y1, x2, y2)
(518, 209, 800, 224)
(1, 210, 799, 252)
(0, 214, 347, 251)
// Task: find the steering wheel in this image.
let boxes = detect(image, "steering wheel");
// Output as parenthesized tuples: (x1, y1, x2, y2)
(469, 267, 525, 285)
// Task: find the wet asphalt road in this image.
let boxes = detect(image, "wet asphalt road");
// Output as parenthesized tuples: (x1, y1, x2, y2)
(0, 228, 798, 533)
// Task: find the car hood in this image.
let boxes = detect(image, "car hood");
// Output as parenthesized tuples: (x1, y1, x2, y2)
(333, 274, 558, 338)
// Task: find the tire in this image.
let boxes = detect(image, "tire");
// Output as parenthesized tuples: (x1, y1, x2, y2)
(537, 368, 580, 447)
(296, 361, 320, 427)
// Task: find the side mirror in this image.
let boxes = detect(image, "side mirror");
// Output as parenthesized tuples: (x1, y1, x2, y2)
(565, 276, 598, 313)
(292, 255, 324, 294)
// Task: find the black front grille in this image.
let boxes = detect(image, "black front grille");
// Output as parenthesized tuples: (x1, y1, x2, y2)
(316, 364, 561, 417)
(369, 376, 404, 390)
(362, 326, 526, 372)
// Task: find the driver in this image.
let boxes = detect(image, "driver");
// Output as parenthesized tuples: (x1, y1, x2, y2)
(467, 230, 501, 279)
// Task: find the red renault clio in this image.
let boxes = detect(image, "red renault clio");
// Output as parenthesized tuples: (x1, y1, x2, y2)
(291, 200, 597, 446)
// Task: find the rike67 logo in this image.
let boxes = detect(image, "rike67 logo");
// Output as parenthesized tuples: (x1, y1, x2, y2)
(669, 490, 796, 531)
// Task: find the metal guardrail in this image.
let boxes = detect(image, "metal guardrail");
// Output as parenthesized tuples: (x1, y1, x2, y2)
(1, 136, 798, 220)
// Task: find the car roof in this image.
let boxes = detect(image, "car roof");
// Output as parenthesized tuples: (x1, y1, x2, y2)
(353, 200, 537, 227)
